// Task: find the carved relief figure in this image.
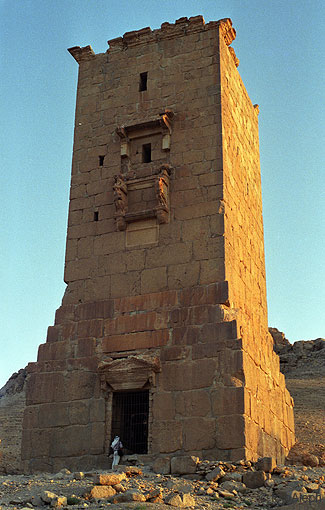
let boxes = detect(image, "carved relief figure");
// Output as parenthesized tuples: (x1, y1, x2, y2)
(113, 175, 128, 215)
(155, 176, 168, 210)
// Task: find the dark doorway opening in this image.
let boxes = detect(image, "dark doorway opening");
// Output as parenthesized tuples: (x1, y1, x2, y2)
(111, 390, 149, 454)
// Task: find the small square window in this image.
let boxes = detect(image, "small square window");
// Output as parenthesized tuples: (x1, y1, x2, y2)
(139, 72, 148, 92)
(142, 143, 151, 163)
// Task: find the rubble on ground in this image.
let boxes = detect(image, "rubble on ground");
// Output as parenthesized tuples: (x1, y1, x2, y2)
(1, 456, 325, 509)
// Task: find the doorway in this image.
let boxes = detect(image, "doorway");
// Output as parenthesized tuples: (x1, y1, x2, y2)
(111, 390, 149, 454)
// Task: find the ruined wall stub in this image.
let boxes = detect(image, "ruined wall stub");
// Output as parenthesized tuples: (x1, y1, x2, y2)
(21, 16, 295, 473)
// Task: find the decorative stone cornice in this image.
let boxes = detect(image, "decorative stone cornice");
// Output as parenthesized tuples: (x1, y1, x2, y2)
(116, 110, 174, 140)
(218, 18, 236, 46)
(69, 18, 238, 67)
(98, 355, 161, 391)
(68, 45, 95, 63)
(106, 16, 236, 51)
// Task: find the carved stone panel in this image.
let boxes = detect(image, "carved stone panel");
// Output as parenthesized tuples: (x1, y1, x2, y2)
(98, 355, 161, 391)
(113, 164, 171, 231)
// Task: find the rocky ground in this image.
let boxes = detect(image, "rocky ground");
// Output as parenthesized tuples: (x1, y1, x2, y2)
(1, 459, 325, 510)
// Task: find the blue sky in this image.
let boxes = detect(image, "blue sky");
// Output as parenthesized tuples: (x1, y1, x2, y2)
(1, 0, 324, 388)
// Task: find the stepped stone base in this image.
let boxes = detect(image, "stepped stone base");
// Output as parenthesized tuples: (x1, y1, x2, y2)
(21, 282, 294, 473)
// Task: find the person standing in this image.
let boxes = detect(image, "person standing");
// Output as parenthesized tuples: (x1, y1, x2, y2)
(111, 435, 123, 469)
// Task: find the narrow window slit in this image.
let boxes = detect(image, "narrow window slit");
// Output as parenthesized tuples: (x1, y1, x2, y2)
(94, 211, 99, 221)
(139, 72, 148, 92)
(142, 143, 151, 163)
(99, 155, 105, 166)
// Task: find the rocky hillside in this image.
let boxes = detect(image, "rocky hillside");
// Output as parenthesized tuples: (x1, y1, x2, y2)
(269, 328, 325, 465)
(0, 368, 27, 474)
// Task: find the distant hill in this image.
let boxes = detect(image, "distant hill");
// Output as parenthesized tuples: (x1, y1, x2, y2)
(269, 327, 325, 465)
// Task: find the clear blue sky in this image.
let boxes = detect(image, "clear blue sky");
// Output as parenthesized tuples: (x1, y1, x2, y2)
(1, 0, 324, 389)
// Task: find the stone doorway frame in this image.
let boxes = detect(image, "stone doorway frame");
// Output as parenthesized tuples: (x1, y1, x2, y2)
(98, 354, 160, 456)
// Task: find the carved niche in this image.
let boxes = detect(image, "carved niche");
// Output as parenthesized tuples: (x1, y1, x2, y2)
(113, 110, 174, 232)
(98, 355, 161, 391)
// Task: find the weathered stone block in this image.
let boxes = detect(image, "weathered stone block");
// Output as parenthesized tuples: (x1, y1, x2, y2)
(168, 261, 200, 290)
(170, 455, 199, 475)
(26, 373, 67, 405)
(38, 403, 70, 428)
(176, 390, 210, 417)
(153, 456, 171, 474)
(76, 300, 113, 320)
(211, 386, 245, 415)
(65, 371, 99, 401)
(152, 392, 175, 421)
(216, 415, 246, 449)
(183, 417, 216, 450)
(90, 485, 116, 499)
(206, 466, 225, 481)
(162, 359, 216, 391)
(242, 470, 267, 489)
(141, 267, 167, 294)
(256, 456, 276, 473)
(76, 319, 103, 339)
(151, 421, 183, 453)
(102, 329, 169, 353)
(95, 473, 126, 485)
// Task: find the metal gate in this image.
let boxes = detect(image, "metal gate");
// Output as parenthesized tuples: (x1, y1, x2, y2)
(111, 390, 149, 454)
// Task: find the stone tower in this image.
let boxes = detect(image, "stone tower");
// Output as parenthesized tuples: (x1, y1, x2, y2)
(21, 16, 295, 473)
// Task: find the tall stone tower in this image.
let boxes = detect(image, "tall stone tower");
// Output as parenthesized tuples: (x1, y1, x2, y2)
(22, 16, 295, 473)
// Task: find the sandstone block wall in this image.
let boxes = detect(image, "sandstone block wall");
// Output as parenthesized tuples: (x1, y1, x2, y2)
(21, 16, 294, 473)
(219, 29, 295, 459)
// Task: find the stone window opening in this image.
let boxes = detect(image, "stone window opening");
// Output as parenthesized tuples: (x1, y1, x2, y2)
(99, 155, 105, 166)
(139, 72, 148, 92)
(94, 211, 99, 221)
(111, 390, 149, 454)
(142, 143, 151, 163)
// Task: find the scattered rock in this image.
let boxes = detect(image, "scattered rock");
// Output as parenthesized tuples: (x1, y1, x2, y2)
(205, 465, 225, 481)
(95, 472, 126, 485)
(256, 456, 276, 472)
(166, 479, 193, 493)
(50, 495, 67, 507)
(302, 453, 320, 467)
(112, 489, 146, 502)
(217, 488, 235, 498)
(0, 459, 325, 510)
(89, 485, 116, 499)
(41, 490, 58, 503)
(165, 492, 195, 507)
(220, 471, 243, 483)
(242, 470, 267, 488)
(219, 480, 247, 493)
